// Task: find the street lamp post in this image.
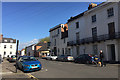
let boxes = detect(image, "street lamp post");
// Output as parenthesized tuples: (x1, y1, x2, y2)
(16, 40, 19, 73)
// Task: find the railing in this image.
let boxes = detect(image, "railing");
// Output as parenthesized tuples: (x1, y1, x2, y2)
(67, 32, 120, 46)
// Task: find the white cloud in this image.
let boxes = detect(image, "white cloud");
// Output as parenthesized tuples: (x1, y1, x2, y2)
(19, 39, 38, 50)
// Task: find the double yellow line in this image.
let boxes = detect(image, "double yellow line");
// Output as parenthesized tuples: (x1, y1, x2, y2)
(27, 73, 39, 80)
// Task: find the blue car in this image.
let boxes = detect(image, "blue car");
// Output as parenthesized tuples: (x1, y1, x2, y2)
(16, 56, 42, 72)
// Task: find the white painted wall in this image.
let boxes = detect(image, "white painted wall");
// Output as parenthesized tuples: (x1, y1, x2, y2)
(21, 50, 25, 56)
(0, 43, 16, 58)
(50, 24, 68, 56)
(68, 2, 119, 61)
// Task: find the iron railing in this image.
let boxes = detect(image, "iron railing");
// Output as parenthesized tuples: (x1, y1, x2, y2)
(67, 32, 120, 46)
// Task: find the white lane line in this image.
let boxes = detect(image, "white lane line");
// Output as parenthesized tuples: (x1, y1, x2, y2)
(45, 69, 48, 72)
(0, 72, 13, 74)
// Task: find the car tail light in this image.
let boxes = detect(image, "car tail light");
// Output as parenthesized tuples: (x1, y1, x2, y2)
(88, 54, 92, 57)
(10, 58, 12, 59)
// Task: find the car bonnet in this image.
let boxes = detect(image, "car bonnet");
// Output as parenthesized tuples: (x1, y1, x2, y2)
(22, 60, 40, 65)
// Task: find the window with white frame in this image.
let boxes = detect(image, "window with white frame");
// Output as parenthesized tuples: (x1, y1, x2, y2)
(10, 45, 12, 49)
(4, 39, 7, 42)
(92, 15, 96, 23)
(10, 52, 12, 54)
(10, 40, 13, 43)
(107, 7, 114, 17)
(4, 45, 6, 49)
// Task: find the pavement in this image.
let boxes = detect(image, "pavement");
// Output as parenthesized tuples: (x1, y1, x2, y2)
(0, 58, 119, 80)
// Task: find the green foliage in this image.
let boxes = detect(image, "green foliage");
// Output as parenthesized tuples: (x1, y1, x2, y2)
(39, 37, 50, 43)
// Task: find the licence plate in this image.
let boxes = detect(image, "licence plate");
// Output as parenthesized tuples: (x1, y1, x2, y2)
(32, 66, 38, 69)
(95, 58, 98, 60)
(13, 58, 16, 59)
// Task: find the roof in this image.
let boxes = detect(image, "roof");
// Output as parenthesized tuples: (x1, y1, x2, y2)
(1, 37, 16, 43)
(26, 44, 36, 48)
(18, 56, 34, 58)
(21, 49, 25, 51)
(49, 24, 61, 32)
(36, 43, 49, 52)
(67, 2, 106, 23)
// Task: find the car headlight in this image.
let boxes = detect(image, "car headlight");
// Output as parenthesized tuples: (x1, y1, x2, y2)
(24, 65, 30, 67)
(38, 63, 41, 65)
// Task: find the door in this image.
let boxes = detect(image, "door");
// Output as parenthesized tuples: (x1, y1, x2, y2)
(107, 44, 116, 61)
(111, 44, 115, 61)
(108, 22, 115, 39)
(76, 46, 79, 56)
(54, 47, 57, 56)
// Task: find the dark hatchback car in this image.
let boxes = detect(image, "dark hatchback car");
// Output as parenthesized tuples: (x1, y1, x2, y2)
(74, 54, 92, 64)
(9, 55, 16, 62)
(57, 55, 74, 62)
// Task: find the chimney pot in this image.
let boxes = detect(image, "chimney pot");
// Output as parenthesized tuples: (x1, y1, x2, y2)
(0, 34, 3, 42)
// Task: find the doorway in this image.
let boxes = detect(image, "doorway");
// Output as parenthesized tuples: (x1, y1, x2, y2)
(107, 44, 116, 61)
(54, 47, 57, 56)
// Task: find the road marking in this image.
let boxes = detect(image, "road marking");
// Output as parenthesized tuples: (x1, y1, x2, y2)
(27, 73, 39, 80)
(58, 64, 62, 65)
(0, 72, 13, 74)
(45, 69, 48, 71)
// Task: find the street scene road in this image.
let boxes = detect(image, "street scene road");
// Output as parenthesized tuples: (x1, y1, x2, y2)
(1, 58, 119, 79)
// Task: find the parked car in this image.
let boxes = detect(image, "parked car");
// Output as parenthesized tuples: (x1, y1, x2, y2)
(9, 55, 16, 62)
(46, 55, 58, 60)
(16, 56, 42, 72)
(0, 55, 3, 63)
(57, 55, 74, 62)
(45, 55, 51, 60)
(50, 56, 58, 60)
(74, 54, 93, 64)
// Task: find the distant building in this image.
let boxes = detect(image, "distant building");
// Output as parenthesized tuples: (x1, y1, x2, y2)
(0, 34, 16, 58)
(49, 24, 68, 56)
(26, 41, 50, 57)
(21, 49, 25, 56)
(34, 41, 50, 57)
(26, 44, 36, 56)
(67, 2, 120, 62)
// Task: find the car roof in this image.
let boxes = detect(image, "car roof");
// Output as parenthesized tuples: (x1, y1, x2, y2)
(18, 56, 34, 58)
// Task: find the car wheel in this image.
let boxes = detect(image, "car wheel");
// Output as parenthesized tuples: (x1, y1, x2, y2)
(15, 64, 19, 69)
(56, 58, 58, 61)
(50, 58, 52, 60)
(21, 66, 24, 71)
(74, 60, 77, 63)
(86, 61, 90, 64)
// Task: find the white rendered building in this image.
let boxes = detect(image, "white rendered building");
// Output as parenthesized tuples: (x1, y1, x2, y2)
(67, 2, 120, 62)
(21, 49, 25, 56)
(0, 34, 16, 58)
(49, 24, 68, 56)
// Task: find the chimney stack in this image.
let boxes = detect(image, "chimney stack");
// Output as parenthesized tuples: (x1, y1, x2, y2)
(88, 3, 97, 10)
(0, 34, 3, 42)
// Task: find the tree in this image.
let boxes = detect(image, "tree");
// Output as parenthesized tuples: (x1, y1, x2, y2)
(39, 37, 50, 43)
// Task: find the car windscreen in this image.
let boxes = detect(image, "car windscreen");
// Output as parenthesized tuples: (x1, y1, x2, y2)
(11, 56, 16, 58)
(22, 57, 37, 62)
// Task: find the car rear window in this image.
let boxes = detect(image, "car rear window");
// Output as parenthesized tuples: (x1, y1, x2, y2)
(11, 56, 16, 58)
